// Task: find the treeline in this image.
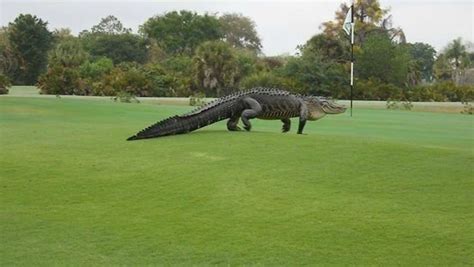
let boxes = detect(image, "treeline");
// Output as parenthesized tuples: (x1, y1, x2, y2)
(0, 0, 473, 102)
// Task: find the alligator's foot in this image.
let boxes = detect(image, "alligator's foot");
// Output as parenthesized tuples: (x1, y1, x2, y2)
(243, 125, 251, 131)
(281, 118, 291, 133)
(228, 126, 242, 131)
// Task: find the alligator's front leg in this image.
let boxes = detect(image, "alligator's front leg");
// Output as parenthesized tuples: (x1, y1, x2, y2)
(241, 97, 262, 131)
(281, 118, 291, 133)
(298, 102, 308, 134)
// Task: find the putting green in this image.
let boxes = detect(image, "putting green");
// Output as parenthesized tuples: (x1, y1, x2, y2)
(1, 96, 473, 265)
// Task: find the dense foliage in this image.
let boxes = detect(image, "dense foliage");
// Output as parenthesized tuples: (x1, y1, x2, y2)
(141, 10, 222, 55)
(0, 73, 11, 94)
(80, 33, 148, 64)
(7, 14, 53, 84)
(2, 1, 473, 101)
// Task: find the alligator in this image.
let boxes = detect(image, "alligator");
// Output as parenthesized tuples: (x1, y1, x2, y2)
(127, 87, 346, 140)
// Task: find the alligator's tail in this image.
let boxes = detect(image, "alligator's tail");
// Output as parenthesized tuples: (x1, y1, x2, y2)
(127, 100, 237, 141)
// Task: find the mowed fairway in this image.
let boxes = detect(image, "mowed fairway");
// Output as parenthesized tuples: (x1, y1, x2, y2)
(1, 96, 473, 265)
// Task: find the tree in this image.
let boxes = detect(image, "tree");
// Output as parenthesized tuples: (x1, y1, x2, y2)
(433, 54, 453, 81)
(37, 38, 89, 95)
(357, 33, 410, 87)
(444, 38, 470, 71)
(79, 57, 114, 80)
(277, 53, 347, 97)
(240, 72, 292, 90)
(141, 10, 222, 55)
(161, 55, 194, 96)
(0, 27, 19, 81)
(321, 0, 404, 44)
(8, 14, 53, 84)
(298, 33, 349, 62)
(80, 16, 147, 64)
(219, 13, 262, 53)
(435, 38, 471, 83)
(91, 15, 131, 35)
(192, 41, 239, 96)
(406, 42, 436, 82)
(48, 38, 89, 68)
(406, 59, 422, 87)
(82, 33, 148, 64)
(52, 28, 74, 41)
(0, 73, 12, 94)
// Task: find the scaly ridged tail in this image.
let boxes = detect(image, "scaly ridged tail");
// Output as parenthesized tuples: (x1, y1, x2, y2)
(127, 102, 234, 141)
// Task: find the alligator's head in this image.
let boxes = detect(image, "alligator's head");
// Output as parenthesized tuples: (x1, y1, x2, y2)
(304, 96, 346, 120)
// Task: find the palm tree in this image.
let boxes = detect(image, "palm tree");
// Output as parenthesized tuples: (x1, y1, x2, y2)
(444, 38, 471, 83)
(445, 38, 466, 70)
(406, 60, 422, 86)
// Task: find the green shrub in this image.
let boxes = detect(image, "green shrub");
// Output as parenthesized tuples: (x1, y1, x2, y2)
(240, 71, 298, 91)
(79, 57, 113, 80)
(461, 102, 473, 115)
(189, 92, 206, 107)
(407, 82, 474, 102)
(386, 99, 413, 110)
(92, 63, 175, 97)
(356, 78, 403, 100)
(402, 101, 414, 110)
(386, 100, 398, 110)
(112, 91, 140, 103)
(37, 65, 86, 95)
(0, 73, 12, 94)
(143, 64, 175, 97)
(92, 63, 146, 96)
(162, 56, 193, 96)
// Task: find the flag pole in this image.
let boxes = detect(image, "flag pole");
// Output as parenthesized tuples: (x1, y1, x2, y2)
(350, 1, 354, 117)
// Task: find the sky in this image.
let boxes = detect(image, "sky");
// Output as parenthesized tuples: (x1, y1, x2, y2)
(1, 0, 473, 56)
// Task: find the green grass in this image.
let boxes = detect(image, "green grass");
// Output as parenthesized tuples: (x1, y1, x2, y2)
(1, 96, 473, 265)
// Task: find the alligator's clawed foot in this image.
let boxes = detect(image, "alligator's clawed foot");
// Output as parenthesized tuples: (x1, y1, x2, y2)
(244, 125, 251, 131)
(282, 126, 290, 133)
(228, 126, 242, 131)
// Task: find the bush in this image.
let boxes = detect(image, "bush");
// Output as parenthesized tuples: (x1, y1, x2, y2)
(240, 71, 298, 91)
(386, 99, 413, 110)
(93, 63, 147, 96)
(0, 73, 12, 94)
(189, 92, 206, 107)
(143, 64, 175, 97)
(37, 65, 86, 95)
(161, 56, 193, 97)
(79, 57, 113, 80)
(38, 37, 90, 95)
(461, 102, 473, 115)
(93, 63, 174, 97)
(112, 91, 140, 103)
(355, 78, 403, 100)
(407, 82, 474, 102)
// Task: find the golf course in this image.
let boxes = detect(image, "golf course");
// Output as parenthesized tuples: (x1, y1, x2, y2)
(1, 87, 473, 265)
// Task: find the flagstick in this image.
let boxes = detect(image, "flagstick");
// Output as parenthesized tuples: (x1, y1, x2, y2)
(350, 2, 354, 117)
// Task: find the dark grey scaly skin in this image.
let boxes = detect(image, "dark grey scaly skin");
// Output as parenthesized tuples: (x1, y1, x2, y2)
(127, 87, 346, 141)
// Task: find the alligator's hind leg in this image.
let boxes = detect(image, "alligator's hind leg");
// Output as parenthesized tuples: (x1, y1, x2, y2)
(281, 118, 291, 133)
(241, 97, 262, 131)
(227, 115, 241, 131)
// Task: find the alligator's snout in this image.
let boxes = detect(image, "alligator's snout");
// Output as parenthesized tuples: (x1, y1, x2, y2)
(323, 101, 346, 114)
